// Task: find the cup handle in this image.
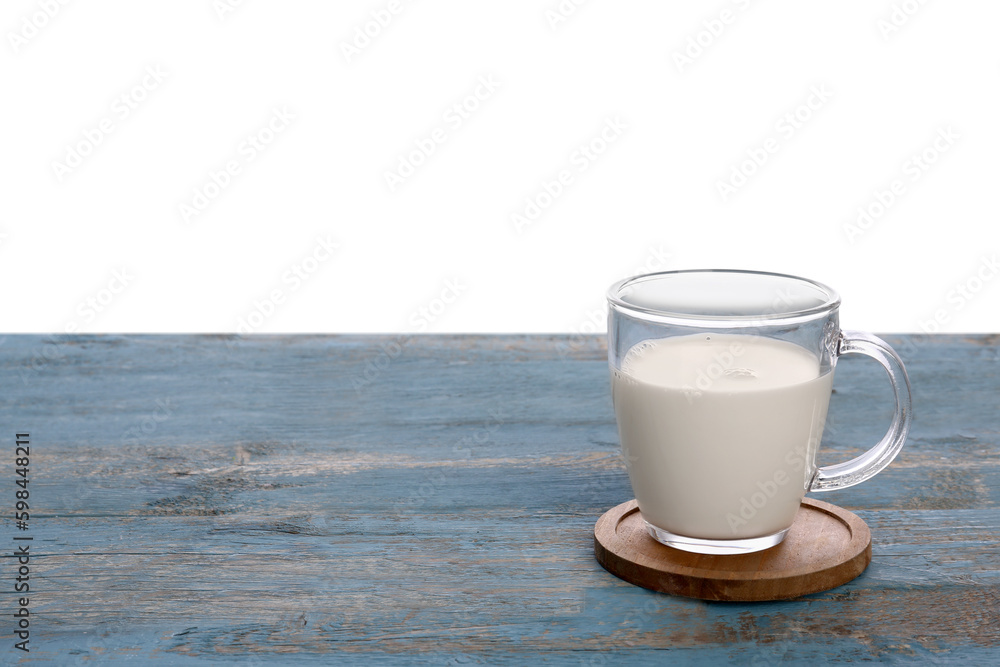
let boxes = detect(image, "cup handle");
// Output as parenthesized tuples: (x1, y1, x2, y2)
(809, 331, 913, 492)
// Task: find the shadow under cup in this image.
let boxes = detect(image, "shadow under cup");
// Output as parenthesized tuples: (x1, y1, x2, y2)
(607, 270, 911, 555)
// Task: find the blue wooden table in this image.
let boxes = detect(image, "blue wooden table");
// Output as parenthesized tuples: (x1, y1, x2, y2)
(1, 334, 998, 664)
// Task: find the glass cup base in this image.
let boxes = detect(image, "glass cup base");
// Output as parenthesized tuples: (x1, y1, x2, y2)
(644, 520, 790, 555)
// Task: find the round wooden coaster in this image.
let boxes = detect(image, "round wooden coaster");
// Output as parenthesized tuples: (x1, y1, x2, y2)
(594, 497, 871, 602)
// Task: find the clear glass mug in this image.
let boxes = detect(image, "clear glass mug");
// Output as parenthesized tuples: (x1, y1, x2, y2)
(607, 270, 912, 555)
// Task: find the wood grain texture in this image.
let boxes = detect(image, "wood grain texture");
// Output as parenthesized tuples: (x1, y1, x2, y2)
(594, 498, 871, 601)
(0, 334, 998, 664)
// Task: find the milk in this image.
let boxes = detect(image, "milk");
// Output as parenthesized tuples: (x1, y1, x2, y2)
(611, 334, 833, 541)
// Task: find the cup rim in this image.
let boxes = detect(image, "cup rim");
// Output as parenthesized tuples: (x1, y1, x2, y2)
(607, 269, 841, 323)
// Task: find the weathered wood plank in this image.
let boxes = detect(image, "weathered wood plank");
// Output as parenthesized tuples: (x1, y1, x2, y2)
(0, 334, 997, 663)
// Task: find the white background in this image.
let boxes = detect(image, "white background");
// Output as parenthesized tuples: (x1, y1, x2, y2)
(2, 0, 998, 334)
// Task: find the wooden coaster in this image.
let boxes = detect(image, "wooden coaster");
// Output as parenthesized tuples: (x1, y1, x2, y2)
(594, 497, 871, 601)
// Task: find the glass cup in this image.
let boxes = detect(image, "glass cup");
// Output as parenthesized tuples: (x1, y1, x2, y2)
(607, 269, 912, 555)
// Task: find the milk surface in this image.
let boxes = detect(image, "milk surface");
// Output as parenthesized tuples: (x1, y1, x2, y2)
(611, 334, 833, 540)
